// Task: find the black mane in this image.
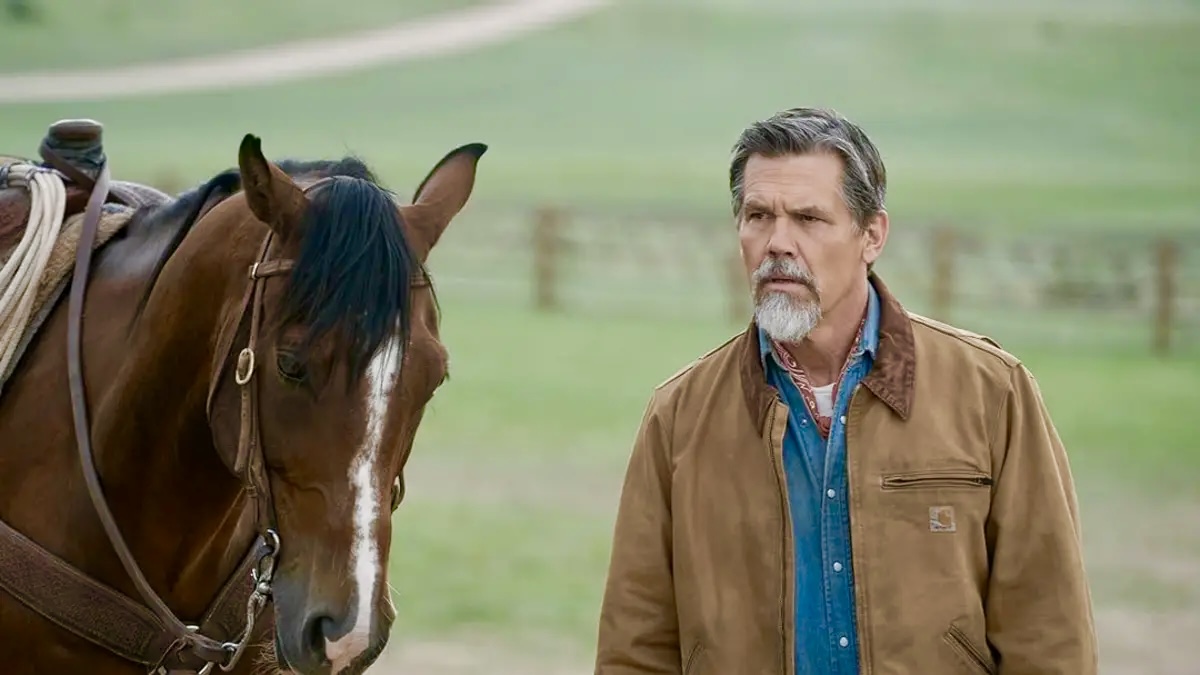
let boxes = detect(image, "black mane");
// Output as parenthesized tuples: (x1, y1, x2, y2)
(136, 156, 423, 381)
(282, 164, 419, 379)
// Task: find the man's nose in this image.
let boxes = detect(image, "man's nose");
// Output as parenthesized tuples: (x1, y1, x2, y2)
(766, 223, 799, 258)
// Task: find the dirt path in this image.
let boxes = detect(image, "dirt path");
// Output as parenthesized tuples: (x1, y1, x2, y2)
(0, 0, 609, 104)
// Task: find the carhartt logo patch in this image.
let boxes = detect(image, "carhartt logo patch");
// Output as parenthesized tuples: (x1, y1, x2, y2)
(929, 506, 956, 532)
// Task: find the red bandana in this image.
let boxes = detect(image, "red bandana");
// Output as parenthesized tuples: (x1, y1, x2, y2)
(769, 314, 867, 438)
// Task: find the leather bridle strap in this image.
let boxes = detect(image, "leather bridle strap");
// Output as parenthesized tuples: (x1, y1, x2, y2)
(64, 160, 261, 667)
(0, 157, 278, 671)
(230, 234, 291, 538)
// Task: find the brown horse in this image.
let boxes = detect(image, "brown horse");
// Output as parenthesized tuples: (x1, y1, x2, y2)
(0, 133, 485, 674)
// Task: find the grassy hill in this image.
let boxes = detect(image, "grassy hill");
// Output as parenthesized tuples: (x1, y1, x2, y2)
(1, 0, 1197, 232)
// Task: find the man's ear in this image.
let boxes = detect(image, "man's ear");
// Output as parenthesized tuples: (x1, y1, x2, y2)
(861, 209, 889, 267)
(399, 142, 487, 261)
(237, 134, 307, 239)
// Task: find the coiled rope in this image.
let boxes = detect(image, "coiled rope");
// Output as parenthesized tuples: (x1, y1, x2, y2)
(0, 162, 67, 379)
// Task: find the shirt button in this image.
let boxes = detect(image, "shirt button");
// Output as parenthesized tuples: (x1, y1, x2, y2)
(839, 637, 849, 648)
(839, 415, 847, 424)
(833, 562, 843, 572)
(826, 489, 836, 499)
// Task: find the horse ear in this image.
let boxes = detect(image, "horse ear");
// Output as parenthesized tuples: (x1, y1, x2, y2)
(237, 134, 306, 238)
(401, 142, 487, 260)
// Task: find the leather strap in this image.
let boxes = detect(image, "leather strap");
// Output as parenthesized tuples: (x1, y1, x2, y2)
(0, 516, 265, 670)
(194, 538, 271, 644)
(38, 142, 98, 191)
(0, 155, 287, 672)
(64, 160, 231, 665)
(0, 517, 179, 665)
(0, 157, 265, 669)
(38, 144, 134, 208)
(235, 236, 285, 539)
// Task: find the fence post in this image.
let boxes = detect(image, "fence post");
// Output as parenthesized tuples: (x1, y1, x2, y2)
(930, 226, 956, 321)
(532, 206, 563, 311)
(727, 251, 749, 324)
(1152, 237, 1179, 355)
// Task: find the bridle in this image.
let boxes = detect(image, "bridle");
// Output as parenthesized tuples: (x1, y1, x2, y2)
(61, 171, 421, 672)
(65, 163, 300, 672)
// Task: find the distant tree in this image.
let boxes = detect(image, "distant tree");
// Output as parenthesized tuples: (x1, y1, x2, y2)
(6, 0, 36, 22)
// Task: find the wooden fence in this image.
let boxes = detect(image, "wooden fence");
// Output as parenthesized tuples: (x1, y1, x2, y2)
(140, 171, 1195, 353)
(429, 204, 1198, 356)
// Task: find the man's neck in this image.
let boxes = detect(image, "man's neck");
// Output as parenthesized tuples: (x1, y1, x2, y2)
(781, 279, 869, 387)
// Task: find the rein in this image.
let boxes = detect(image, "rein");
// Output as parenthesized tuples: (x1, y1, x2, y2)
(65, 160, 292, 672)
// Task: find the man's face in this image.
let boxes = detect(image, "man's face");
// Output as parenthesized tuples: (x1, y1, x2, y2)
(737, 151, 887, 343)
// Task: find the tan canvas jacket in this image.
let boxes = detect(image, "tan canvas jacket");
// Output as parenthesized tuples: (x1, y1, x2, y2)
(594, 275, 1097, 675)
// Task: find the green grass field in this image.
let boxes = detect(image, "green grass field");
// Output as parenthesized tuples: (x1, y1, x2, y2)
(384, 292, 1200, 654)
(0, 0, 481, 71)
(2, 0, 1198, 669)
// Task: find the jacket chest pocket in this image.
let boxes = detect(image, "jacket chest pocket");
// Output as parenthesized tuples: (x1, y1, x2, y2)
(881, 470, 993, 492)
(877, 468, 993, 538)
(870, 469, 996, 672)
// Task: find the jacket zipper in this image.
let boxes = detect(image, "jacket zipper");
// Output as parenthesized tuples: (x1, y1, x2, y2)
(944, 625, 997, 675)
(880, 472, 993, 490)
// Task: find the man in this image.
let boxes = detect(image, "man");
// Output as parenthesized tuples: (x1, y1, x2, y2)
(594, 107, 1097, 674)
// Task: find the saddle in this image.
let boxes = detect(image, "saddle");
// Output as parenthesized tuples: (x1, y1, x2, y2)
(0, 119, 170, 257)
(0, 120, 176, 391)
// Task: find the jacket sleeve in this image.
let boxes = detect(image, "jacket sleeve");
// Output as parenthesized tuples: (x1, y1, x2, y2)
(985, 363, 1099, 674)
(594, 393, 681, 675)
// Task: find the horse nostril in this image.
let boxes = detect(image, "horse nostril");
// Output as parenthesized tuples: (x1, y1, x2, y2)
(303, 613, 334, 660)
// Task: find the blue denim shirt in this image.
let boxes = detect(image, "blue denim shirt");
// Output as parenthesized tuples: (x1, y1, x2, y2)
(758, 282, 881, 675)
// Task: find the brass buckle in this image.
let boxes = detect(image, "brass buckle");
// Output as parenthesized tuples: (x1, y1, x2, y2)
(234, 348, 255, 385)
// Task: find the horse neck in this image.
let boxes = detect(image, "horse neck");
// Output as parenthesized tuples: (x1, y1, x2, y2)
(84, 222, 258, 616)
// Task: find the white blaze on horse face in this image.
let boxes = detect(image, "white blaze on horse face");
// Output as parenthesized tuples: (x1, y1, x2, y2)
(325, 334, 403, 673)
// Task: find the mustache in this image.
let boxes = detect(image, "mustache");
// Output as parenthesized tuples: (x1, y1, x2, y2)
(752, 257, 817, 293)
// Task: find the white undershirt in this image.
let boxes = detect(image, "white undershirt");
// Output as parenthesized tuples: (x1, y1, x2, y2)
(812, 382, 835, 419)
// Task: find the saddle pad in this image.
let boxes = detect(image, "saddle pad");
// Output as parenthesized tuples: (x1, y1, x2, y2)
(0, 203, 134, 395)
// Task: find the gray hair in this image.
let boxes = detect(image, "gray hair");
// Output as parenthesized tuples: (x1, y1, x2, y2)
(729, 107, 887, 228)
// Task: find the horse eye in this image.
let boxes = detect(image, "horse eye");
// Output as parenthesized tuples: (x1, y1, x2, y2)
(276, 350, 307, 383)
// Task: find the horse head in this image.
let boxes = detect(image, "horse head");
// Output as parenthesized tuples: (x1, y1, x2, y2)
(148, 134, 484, 673)
(0, 128, 484, 674)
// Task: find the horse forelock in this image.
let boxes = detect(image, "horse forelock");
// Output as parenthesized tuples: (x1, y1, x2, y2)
(279, 169, 421, 384)
(137, 157, 427, 386)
